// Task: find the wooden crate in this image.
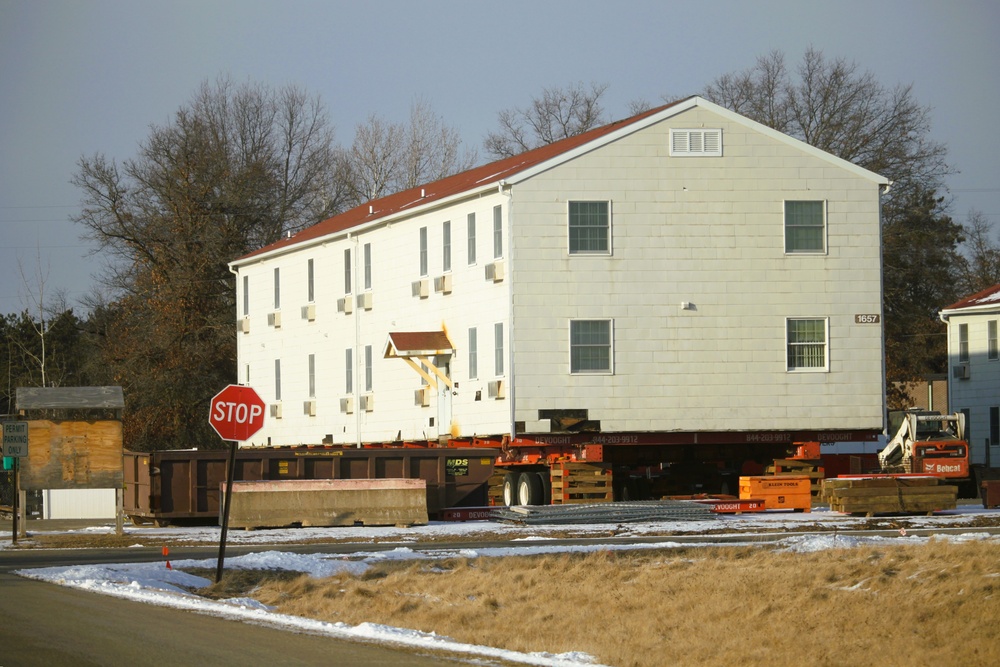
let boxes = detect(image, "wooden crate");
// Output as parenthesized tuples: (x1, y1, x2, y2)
(822, 476, 957, 516)
(766, 458, 825, 495)
(487, 468, 508, 506)
(739, 475, 811, 512)
(551, 462, 613, 504)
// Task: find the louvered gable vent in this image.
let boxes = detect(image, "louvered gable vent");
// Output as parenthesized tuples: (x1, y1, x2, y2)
(670, 129, 722, 156)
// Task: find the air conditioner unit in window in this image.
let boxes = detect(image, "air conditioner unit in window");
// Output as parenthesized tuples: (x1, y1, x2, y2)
(267, 311, 281, 328)
(237, 317, 250, 333)
(340, 397, 354, 414)
(356, 291, 373, 310)
(487, 379, 505, 399)
(415, 386, 431, 407)
(485, 261, 505, 282)
(360, 394, 374, 412)
(434, 274, 452, 294)
(411, 279, 429, 298)
(303, 400, 316, 416)
(336, 297, 353, 314)
(953, 364, 971, 380)
(270, 403, 283, 419)
(301, 304, 316, 321)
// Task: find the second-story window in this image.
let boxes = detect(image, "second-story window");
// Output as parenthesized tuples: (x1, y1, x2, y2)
(959, 323, 969, 362)
(307, 259, 315, 303)
(242, 275, 249, 316)
(273, 268, 280, 309)
(419, 227, 428, 276)
(364, 243, 372, 290)
(443, 221, 451, 272)
(467, 213, 476, 265)
(344, 248, 352, 295)
(569, 201, 611, 254)
(493, 205, 503, 259)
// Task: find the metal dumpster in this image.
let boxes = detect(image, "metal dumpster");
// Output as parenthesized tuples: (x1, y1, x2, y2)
(982, 480, 1000, 509)
(124, 446, 497, 525)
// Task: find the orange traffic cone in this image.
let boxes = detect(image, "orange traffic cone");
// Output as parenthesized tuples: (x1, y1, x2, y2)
(162, 546, 172, 570)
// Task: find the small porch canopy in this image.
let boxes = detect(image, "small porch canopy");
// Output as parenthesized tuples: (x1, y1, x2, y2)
(383, 331, 455, 390)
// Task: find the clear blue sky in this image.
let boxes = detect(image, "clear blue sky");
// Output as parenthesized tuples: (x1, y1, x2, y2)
(2, 0, 998, 315)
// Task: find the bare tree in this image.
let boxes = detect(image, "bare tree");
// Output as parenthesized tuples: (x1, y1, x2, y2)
(341, 98, 477, 205)
(484, 82, 610, 159)
(704, 48, 950, 215)
(958, 210, 1000, 294)
(71, 77, 339, 450)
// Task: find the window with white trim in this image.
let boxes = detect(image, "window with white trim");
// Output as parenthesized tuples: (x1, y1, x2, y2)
(273, 268, 280, 309)
(569, 201, 610, 254)
(570, 320, 613, 373)
(274, 359, 282, 400)
(989, 320, 998, 361)
(345, 348, 353, 394)
(493, 205, 503, 259)
(786, 318, 829, 371)
(343, 249, 352, 295)
(467, 213, 477, 265)
(494, 322, 504, 376)
(419, 227, 428, 276)
(785, 201, 826, 253)
(242, 275, 249, 316)
(364, 345, 373, 392)
(308, 354, 316, 398)
(959, 323, 969, 362)
(442, 221, 451, 272)
(364, 243, 372, 290)
(468, 327, 478, 379)
(669, 128, 722, 156)
(307, 259, 315, 302)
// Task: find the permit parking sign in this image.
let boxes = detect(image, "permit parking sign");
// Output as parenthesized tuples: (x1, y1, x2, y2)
(2, 421, 28, 457)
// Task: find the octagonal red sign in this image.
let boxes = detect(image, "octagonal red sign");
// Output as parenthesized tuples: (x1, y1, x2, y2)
(209, 384, 266, 441)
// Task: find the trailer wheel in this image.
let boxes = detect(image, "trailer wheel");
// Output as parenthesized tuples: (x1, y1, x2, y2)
(517, 472, 544, 506)
(536, 471, 551, 506)
(502, 472, 519, 506)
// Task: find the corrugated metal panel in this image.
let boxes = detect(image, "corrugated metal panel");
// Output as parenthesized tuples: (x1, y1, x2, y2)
(43, 489, 117, 519)
(15, 386, 125, 410)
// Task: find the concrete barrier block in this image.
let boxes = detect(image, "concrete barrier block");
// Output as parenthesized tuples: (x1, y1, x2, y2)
(222, 478, 428, 529)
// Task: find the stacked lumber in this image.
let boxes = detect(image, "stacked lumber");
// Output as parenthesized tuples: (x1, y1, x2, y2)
(766, 458, 825, 495)
(486, 468, 508, 506)
(822, 476, 957, 516)
(551, 462, 613, 504)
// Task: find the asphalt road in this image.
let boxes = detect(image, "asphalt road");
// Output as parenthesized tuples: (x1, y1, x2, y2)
(3, 514, 998, 666)
(0, 527, 480, 667)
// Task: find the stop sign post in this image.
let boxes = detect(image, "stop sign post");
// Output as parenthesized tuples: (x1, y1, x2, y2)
(209, 385, 266, 442)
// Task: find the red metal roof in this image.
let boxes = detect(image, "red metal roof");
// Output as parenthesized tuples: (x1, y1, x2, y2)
(385, 331, 454, 356)
(942, 283, 1000, 311)
(236, 100, 685, 262)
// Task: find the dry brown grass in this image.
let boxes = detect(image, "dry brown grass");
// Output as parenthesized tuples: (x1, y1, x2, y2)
(216, 539, 1000, 667)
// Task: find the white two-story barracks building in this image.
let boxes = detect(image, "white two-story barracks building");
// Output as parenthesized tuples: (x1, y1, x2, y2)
(230, 96, 889, 454)
(940, 284, 1000, 466)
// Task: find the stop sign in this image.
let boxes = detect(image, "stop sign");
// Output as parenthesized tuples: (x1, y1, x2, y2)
(208, 385, 266, 441)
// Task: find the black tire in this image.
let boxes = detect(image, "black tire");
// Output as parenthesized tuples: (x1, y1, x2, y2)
(517, 471, 544, 505)
(502, 472, 518, 506)
(535, 471, 551, 506)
